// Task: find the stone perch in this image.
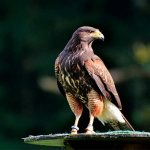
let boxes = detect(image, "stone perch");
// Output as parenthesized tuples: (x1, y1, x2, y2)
(23, 131, 150, 150)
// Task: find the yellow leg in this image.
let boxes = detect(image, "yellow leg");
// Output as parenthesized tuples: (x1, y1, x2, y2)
(85, 114, 95, 134)
(66, 93, 83, 134)
(86, 90, 104, 134)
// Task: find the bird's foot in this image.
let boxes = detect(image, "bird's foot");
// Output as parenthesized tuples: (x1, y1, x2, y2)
(71, 129, 78, 134)
(85, 129, 95, 134)
(71, 125, 79, 135)
(85, 125, 95, 134)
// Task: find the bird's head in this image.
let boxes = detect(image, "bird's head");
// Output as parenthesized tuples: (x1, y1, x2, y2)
(73, 26, 104, 44)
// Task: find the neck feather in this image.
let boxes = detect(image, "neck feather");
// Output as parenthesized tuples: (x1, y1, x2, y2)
(64, 36, 93, 53)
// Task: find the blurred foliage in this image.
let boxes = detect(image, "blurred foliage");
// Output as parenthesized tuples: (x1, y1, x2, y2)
(0, 0, 150, 149)
(134, 42, 150, 66)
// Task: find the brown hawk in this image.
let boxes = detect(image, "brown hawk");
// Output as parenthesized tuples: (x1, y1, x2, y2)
(55, 26, 134, 134)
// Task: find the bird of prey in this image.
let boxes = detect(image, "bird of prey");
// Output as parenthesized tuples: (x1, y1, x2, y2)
(55, 26, 134, 134)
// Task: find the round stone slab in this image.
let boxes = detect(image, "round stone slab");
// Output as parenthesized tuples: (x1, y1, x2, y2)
(23, 131, 150, 149)
(23, 133, 68, 147)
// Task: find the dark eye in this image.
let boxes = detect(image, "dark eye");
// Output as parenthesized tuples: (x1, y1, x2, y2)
(84, 30, 93, 33)
(89, 30, 93, 33)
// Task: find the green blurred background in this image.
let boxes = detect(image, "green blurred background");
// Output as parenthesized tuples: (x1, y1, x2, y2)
(0, 0, 150, 149)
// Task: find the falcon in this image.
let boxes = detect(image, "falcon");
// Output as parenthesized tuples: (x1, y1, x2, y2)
(55, 26, 134, 134)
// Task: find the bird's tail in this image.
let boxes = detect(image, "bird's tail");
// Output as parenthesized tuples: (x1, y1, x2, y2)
(97, 99, 134, 131)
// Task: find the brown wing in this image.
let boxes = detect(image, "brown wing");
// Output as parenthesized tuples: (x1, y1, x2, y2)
(55, 57, 59, 76)
(84, 59, 122, 110)
(55, 57, 66, 97)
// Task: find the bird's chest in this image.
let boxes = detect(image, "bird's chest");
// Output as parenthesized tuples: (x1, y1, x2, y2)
(59, 59, 92, 103)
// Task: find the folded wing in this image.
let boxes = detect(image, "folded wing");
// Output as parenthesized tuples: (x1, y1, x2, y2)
(84, 59, 122, 110)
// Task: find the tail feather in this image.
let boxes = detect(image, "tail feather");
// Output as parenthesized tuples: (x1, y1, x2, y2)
(121, 114, 134, 131)
(97, 99, 134, 131)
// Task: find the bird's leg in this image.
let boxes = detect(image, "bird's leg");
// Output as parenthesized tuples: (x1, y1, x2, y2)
(66, 93, 83, 134)
(85, 113, 95, 134)
(86, 90, 104, 134)
(71, 115, 80, 134)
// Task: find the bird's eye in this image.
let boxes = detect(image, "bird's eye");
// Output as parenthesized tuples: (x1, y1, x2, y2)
(84, 30, 93, 33)
(89, 30, 93, 33)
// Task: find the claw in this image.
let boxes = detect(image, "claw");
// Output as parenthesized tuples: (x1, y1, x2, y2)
(85, 129, 95, 134)
(71, 125, 79, 134)
(85, 125, 95, 134)
(71, 129, 78, 134)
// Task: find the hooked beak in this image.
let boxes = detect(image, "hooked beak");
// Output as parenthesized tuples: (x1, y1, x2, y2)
(91, 30, 104, 41)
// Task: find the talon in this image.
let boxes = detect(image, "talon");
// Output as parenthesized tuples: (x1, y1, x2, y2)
(85, 125, 95, 134)
(85, 130, 95, 134)
(71, 125, 79, 134)
(71, 129, 78, 134)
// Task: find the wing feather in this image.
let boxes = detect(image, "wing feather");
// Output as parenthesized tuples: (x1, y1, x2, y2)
(55, 57, 66, 97)
(85, 59, 122, 110)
